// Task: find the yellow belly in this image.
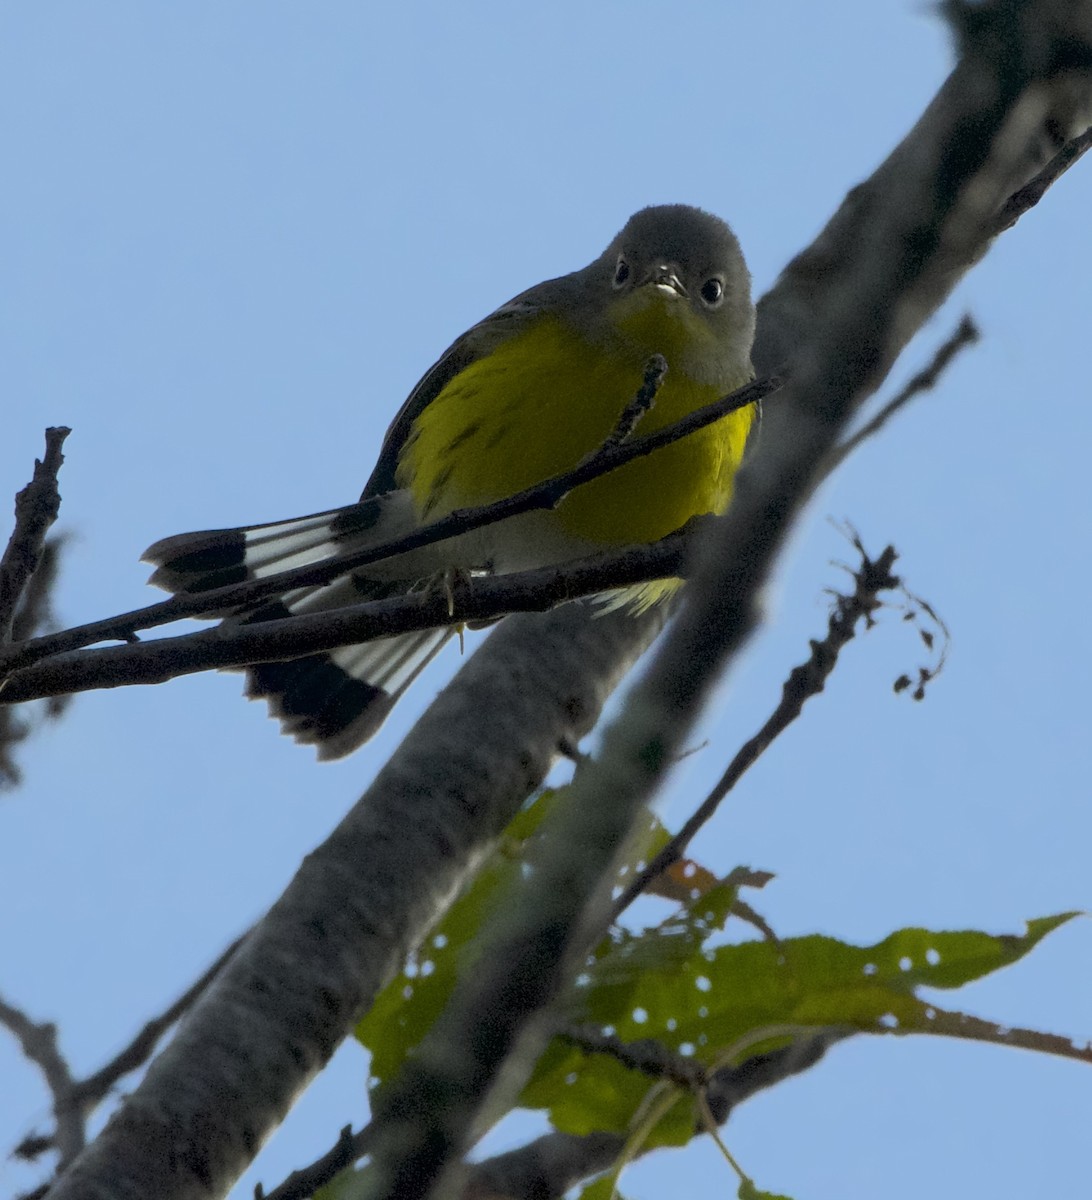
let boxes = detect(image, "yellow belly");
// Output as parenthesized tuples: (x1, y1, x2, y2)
(397, 314, 754, 553)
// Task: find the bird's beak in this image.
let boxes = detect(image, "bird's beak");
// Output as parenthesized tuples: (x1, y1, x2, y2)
(643, 263, 687, 298)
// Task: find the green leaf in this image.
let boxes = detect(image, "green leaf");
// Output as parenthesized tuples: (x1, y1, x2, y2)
(575, 880, 741, 1040)
(521, 911, 1079, 1149)
(570, 911, 1081, 1057)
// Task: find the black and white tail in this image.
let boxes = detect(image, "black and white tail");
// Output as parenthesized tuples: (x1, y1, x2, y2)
(142, 495, 452, 758)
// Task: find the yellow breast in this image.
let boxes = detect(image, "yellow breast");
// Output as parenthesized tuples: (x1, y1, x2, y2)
(397, 314, 754, 553)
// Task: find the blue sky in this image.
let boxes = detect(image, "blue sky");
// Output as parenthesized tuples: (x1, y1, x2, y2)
(1, 4, 1089, 1198)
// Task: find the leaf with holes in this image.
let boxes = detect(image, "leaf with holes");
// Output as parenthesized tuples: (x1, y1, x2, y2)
(520, 880, 744, 1148)
(574, 913, 1080, 1054)
(520, 910, 1081, 1149)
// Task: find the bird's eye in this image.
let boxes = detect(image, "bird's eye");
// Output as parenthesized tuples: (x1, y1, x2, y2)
(613, 256, 631, 289)
(700, 277, 724, 306)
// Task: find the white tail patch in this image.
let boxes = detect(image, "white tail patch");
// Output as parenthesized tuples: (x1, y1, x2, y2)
(145, 490, 455, 754)
(243, 520, 341, 578)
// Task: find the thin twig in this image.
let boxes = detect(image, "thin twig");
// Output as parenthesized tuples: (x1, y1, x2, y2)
(0, 428, 69, 645)
(259, 1123, 374, 1200)
(2, 932, 244, 1190)
(989, 123, 1092, 235)
(600, 355, 667, 448)
(825, 315, 980, 475)
(0, 434, 70, 784)
(70, 932, 248, 1109)
(0, 993, 84, 1167)
(728, 896, 779, 943)
(0, 375, 779, 680)
(559, 1023, 708, 1091)
(694, 1090, 748, 1188)
(612, 538, 902, 918)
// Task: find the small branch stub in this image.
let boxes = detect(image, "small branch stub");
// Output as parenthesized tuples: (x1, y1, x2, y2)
(0, 428, 70, 646)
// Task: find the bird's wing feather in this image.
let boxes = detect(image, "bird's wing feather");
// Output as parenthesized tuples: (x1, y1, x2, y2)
(361, 278, 574, 498)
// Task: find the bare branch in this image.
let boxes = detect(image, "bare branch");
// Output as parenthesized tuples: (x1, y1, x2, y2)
(2, 933, 243, 1200)
(259, 1124, 374, 1200)
(0, 404, 961, 720)
(990, 122, 1092, 233)
(460, 1132, 624, 1200)
(613, 538, 902, 917)
(0, 428, 69, 645)
(558, 1024, 708, 1091)
(825, 315, 981, 475)
(69, 932, 247, 1112)
(0, 376, 777, 680)
(0, 992, 84, 1168)
(0, 429, 72, 785)
(0, 534, 690, 706)
(600, 354, 668, 448)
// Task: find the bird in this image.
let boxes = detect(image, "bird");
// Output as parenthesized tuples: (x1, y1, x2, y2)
(143, 204, 758, 759)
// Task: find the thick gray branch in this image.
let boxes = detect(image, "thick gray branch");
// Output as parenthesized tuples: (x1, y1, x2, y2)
(47, 605, 660, 1200)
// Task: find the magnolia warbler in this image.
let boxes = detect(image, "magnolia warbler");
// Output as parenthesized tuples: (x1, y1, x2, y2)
(144, 204, 757, 757)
